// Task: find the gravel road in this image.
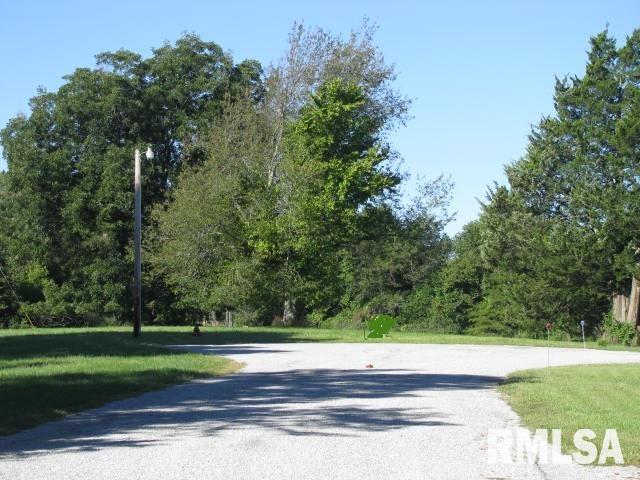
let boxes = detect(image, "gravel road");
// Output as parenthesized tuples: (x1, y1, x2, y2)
(1, 343, 640, 480)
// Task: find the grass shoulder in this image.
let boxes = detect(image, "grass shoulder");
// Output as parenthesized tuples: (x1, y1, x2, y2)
(70, 325, 638, 351)
(0, 329, 241, 436)
(499, 363, 640, 465)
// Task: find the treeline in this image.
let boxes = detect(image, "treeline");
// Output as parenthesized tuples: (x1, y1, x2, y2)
(0, 23, 451, 328)
(1, 25, 639, 342)
(0, 32, 263, 326)
(429, 30, 640, 341)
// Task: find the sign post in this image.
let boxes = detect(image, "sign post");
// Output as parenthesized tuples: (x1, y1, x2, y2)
(545, 322, 553, 368)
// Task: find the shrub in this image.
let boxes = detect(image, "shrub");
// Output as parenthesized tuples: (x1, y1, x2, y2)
(602, 312, 637, 345)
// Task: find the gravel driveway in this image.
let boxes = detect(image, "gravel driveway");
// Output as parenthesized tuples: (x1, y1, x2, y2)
(1, 343, 640, 480)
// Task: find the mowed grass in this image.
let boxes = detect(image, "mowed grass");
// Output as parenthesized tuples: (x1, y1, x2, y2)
(0, 328, 241, 436)
(2, 325, 629, 349)
(499, 364, 640, 465)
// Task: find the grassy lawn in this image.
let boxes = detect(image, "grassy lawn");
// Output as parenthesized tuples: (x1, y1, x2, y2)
(0, 328, 241, 436)
(2, 325, 632, 349)
(499, 364, 640, 465)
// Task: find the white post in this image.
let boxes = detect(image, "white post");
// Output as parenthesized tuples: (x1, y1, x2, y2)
(547, 331, 550, 368)
(545, 323, 552, 368)
(133, 148, 142, 337)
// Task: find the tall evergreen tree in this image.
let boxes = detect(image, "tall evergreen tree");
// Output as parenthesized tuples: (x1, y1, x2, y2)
(457, 29, 640, 337)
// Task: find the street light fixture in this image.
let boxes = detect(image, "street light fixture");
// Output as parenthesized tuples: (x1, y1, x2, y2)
(133, 146, 153, 337)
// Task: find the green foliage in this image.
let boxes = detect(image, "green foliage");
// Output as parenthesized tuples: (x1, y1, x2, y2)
(438, 28, 640, 338)
(149, 96, 274, 317)
(320, 306, 371, 329)
(273, 79, 403, 315)
(6, 24, 636, 338)
(0, 22, 453, 330)
(466, 186, 611, 337)
(434, 222, 484, 330)
(602, 312, 637, 346)
(150, 76, 434, 324)
(0, 34, 262, 325)
(149, 23, 450, 327)
(319, 178, 451, 332)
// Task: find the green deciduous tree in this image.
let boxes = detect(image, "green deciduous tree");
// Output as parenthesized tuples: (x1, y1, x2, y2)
(0, 35, 262, 325)
(149, 23, 452, 327)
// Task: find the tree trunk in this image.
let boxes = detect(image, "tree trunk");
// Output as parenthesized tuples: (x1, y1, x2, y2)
(628, 277, 640, 329)
(612, 276, 640, 330)
(612, 293, 629, 322)
(283, 299, 295, 326)
(224, 309, 234, 327)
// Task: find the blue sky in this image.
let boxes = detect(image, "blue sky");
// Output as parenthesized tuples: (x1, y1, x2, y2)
(0, 1, 637, 233)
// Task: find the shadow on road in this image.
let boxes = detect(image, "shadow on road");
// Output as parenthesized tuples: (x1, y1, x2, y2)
(171, 345, 293, 356)
(0, 369, 501, 457)
(0, 330, 317, 361)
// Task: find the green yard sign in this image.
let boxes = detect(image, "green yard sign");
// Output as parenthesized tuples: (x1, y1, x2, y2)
(363, 315, 396, 339)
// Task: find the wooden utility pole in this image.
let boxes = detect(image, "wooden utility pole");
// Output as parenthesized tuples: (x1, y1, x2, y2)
(132, 147, 153, 337)
(133, 148, 142, 337)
